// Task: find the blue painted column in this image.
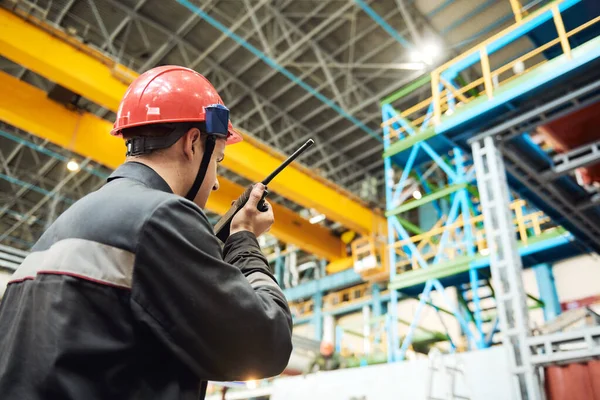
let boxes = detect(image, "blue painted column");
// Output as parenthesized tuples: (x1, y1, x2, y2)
(534, 263, 561, 321)
(372, 284, 382, 344)
(335, 324, 343, 353)
(274, 248, 284, 286)
(372, 284, 382, 317)
(313, 291, 323, 341)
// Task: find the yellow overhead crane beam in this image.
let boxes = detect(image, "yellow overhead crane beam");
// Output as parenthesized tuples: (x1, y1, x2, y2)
(0, 8, 385, 237)
(0, 71, 345, 261)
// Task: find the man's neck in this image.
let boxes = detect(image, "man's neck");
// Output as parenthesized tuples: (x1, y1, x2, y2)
(127, 158, 187, 196)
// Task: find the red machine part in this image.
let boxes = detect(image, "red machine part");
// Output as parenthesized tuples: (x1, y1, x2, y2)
(545, 360, 600, 399)
(538, 101, 600, 185)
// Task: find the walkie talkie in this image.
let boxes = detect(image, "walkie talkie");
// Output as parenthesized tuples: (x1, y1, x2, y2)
(214, 139, 315, 242)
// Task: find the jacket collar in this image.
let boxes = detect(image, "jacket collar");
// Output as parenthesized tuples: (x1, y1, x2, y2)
(107, 162, 173, 193)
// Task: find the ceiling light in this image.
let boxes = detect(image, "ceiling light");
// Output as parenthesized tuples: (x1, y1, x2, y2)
(424, 43, 441, 58)
(411, 42, 442, 65)
(246, 380, 257, 389)
(412, 190, 422, 200)
(409, 50, 424, 63)
(66, 160, 80, 172)
(309, 214, 326, 224)
(398, 62, 427, 70)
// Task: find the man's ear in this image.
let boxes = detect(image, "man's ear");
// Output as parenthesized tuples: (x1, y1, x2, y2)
(182, 127, 202, 160)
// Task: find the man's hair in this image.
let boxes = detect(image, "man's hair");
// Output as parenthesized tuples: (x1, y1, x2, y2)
(120, 124, 176, 140)
(121, 123, 207, 157)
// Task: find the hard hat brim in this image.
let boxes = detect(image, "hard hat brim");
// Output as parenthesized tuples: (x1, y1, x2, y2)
(226, 127, 243, 145)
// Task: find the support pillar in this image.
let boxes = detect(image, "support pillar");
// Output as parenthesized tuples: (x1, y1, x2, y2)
(334, 324, 343, 354)
(313, 291, 323, 341)
(534, 263, 561, 321)
(323, 314, 335, 346)
(363, 305, 371, 356)
(472, 136, 543, 400)
(372, 284, 383, 345)
(372, 284, 382, 317)
(274, 247, 284, 286)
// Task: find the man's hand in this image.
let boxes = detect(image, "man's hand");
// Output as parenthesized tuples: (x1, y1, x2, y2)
(230, 183, 274, 237)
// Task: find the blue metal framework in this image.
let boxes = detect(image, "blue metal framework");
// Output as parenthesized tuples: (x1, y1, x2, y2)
(379, 0, 600, 368)
(382, 103, 490, 361)
(382, 0, 597, 361)
(285, 0, 600, 365)
(534, 263, 562, 321)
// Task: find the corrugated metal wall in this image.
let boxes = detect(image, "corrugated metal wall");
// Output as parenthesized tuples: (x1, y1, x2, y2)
(545, 360, 600, 400)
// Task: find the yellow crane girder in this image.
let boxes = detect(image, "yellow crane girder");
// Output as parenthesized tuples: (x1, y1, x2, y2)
(0, 8, 385, 237)
(0, 71, 345, 261)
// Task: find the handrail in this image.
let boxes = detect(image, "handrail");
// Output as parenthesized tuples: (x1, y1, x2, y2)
(390, 200, 555, 272)
(382, 0, 600, 142)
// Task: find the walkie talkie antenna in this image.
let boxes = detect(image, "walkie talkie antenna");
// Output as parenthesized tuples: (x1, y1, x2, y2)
(213, 139, 315, 242)
(261, 139, 314, 185)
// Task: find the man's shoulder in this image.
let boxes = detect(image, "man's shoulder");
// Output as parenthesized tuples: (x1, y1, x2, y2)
(36, 184, 210, 253)
(101, 179, 208, 222)
(140, 192, 213, 236)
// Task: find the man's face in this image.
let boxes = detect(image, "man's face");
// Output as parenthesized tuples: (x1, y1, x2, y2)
(194, 137, 226, 208)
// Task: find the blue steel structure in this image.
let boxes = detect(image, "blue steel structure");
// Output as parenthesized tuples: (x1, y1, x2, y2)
(534, 264, 562, 322)
(381, 0, 600, 366)
(382, 104, 487, 360)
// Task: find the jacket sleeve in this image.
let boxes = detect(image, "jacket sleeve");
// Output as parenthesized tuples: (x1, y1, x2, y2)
(130, 197, 293, 381)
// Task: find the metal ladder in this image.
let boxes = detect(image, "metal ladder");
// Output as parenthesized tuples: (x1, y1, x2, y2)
(471, 136, 543, 400)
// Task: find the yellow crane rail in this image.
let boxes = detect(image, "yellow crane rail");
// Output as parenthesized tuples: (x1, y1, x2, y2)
(0, 71, 344, 260)
(0, 8, 385, 236)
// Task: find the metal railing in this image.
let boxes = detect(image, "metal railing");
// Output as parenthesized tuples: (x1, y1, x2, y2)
(391, 200, 554, 273)
(351, 236, 388, 281)
(382, 0, 600, 141)
(289, 283, 386, 320)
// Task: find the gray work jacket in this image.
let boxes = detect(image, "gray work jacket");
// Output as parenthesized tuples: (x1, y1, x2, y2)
(0, 161, 293, 399)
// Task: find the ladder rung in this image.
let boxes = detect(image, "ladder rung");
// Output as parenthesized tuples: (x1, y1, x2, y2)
(504, 328, 521, 337)
(513, 366, 529, 374)
(466, 294, 493, 302)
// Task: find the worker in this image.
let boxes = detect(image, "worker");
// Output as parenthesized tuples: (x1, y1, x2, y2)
(308, 341, 343, 373)
(0, 66, 293, 399)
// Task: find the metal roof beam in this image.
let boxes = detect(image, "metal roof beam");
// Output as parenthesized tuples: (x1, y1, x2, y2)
(91, 0, 365, 182)
(78, 0, 362, 182)
(175, 0, 381, 144)
(0, 8, 384, 236)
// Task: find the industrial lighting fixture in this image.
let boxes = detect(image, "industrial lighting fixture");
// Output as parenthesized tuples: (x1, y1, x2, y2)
(424, 43, 441, 57)
(393, 62, 426, 70)
(66, 160, 80, 172)
(309, 214, 326, 224)
(412, 190, 422, 200)
(409, 49, 424, 63)
(410, 42, 441, 65)
(245, 380, 257, 389)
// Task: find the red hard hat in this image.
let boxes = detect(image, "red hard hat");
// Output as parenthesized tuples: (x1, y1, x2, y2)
(111, 65, 242, 145)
